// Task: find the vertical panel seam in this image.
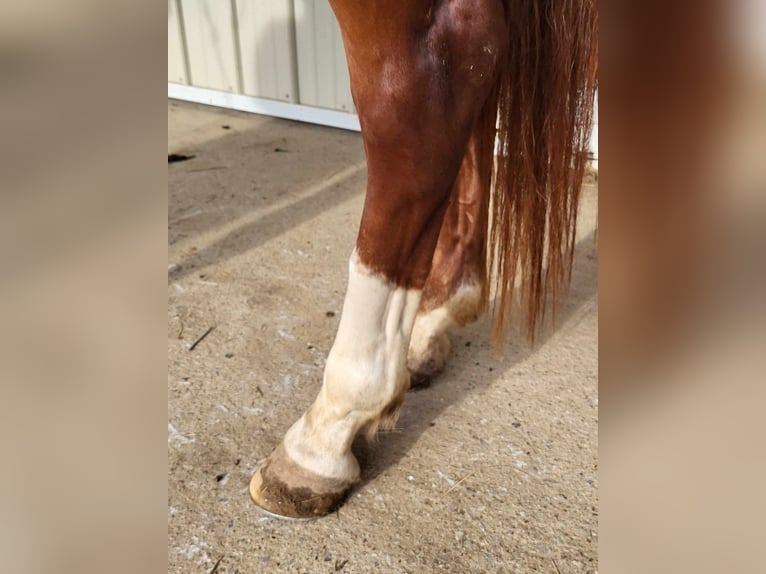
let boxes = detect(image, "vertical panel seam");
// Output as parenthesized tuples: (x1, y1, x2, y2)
(175, 0, 192, 85)
(313, 2, 320, 106)
(287, 0, 300, 103)
(230, 0, 245, 94)
(270, 6, 279, 99)
(331, 19, 338, 109)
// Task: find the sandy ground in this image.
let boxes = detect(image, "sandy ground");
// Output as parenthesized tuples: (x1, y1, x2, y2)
(168, 100, 598, 574)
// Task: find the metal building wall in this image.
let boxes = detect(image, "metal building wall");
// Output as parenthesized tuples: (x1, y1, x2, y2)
(293, 0, 354, 113)
(168, 0, 596, 160)
(167, 0, 359, 130)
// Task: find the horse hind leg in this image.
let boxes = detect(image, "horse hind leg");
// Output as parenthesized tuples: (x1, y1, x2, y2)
(250, 1, 506, 519)
(251, 127, 491, 517)
(408, 116, 495, 387)
(250, 253, 421, 518)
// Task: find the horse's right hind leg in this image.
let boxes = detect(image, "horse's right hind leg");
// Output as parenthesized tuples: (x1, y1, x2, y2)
(408, 126, 493, 387)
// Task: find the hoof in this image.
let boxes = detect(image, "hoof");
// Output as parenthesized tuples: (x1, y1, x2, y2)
(249, 444, 352, 519)
(407, 331, 451, 389)
(408, 371, 432, 389)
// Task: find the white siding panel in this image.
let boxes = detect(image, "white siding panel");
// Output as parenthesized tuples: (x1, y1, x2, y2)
(236, 0, 296, 102)
(181, 0, 240, 93)
(294, 0, 354, 112)
(168, 0, 188, 84)
(169, 0, 359, 127)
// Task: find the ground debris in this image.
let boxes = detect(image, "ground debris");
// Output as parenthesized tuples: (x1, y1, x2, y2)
(168, 153, 195, 163)
(209, 555, 223, 574)
(443, 471, 474, 495)
(189, 326, 215, 351)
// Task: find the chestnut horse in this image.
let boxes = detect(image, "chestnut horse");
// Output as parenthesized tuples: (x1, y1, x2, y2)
(250, 0, 598, 518)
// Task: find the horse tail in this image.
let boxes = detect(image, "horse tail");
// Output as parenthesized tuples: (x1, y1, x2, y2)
(483, 0, 598, 343)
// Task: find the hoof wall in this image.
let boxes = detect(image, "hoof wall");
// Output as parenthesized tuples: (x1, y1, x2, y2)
(249, 470, 317, 521)
(249, 445, 351, 519)
(408, 372, 432, 389)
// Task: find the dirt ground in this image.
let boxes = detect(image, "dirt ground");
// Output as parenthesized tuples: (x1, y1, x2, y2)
(168, 100, 598, 574)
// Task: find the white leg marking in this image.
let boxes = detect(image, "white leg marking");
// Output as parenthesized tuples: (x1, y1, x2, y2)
(282, 251, 421, 482)
(408, 282, 483, 376)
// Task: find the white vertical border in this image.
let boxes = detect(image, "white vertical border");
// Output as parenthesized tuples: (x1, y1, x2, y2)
(590, 89, 598, 168)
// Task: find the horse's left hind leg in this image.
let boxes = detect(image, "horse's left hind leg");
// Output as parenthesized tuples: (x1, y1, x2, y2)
(408, 124, 493, 387)
(250, 0, 507, 519)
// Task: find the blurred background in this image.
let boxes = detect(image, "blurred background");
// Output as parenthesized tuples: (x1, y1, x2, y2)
(599, 0, 766, 571)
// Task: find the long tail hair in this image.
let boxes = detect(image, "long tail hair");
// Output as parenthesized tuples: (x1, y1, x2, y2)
(481, 0, 598, 342)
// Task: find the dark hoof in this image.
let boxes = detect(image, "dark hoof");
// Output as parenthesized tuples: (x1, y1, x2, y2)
(408, 372, 432, 389)
(249, 445, 352, 519)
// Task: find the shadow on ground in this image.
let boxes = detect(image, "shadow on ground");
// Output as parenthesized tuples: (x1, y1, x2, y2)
(354, 232, 598, 486)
